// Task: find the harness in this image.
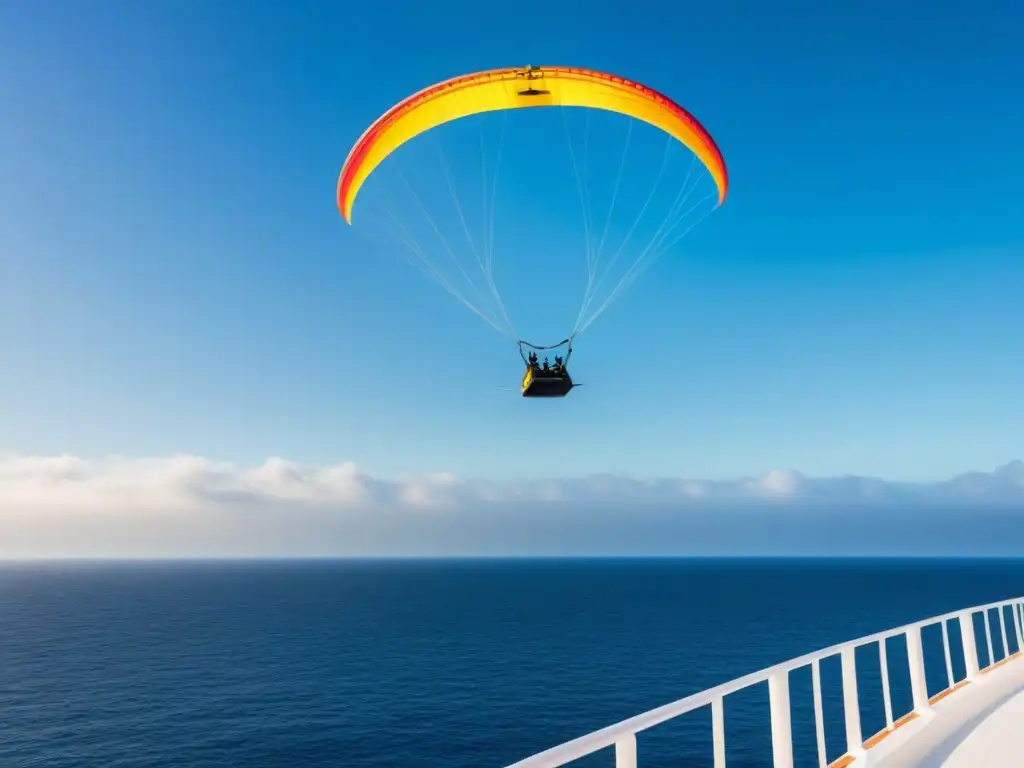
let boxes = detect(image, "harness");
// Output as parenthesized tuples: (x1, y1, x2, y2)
(517, 335, 574, 367)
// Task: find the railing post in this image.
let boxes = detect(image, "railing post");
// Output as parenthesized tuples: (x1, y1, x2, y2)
(615, 735, 637, 768)
(999, 606, 1009, 659)
(984, 610, 995, 666)
(879, 640, 894, 728)
(768, 670, 794, 768)
(711, 697, 726, 768)
(841, 647, 863, 754)
(1015, 603, 1024, 652)
(940, 620, 954, 686)
(906, 626, 929, 712)
(960, 611, 980, 680)
(812, 660, 827, 768)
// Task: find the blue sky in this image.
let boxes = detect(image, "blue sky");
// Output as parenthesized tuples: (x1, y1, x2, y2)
(2, 0, 1023, 485)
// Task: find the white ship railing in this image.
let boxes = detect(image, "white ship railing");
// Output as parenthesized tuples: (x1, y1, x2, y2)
(504, 596, 1024, 768)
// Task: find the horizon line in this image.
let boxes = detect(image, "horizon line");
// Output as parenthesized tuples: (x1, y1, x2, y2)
(3, 554, 1024, 564)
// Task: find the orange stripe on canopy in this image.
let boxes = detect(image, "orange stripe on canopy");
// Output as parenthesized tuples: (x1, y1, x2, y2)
(337, 65, 729, 224)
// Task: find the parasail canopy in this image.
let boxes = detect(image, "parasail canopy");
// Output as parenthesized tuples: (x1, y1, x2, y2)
(337, 65, 729, 224)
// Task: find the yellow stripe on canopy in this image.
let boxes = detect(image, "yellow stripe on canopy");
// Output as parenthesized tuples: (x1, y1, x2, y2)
(337, 66, 728, 224)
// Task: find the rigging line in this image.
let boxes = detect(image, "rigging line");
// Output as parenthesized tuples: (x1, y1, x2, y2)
(374, 199, 509, 335)
(573, 137, 675, 331)
(373, 195, 475, 303)
(581, 109, 596, 279)
(561, 108, 596, 283)
(392, 164, 501, 326)
(479, 118, 492, 274)
(574, 118, 633, 331)
(478, 108, 515, 336)
(621, 154, 701, 266)
(577, 138, 680, 325)
(564, 114, 603, 325)
(576, 163, 706, 333)
(587, 171, 704, 320)
(605, 203, 712, 315)
(577, 192, 718, 335)
(433, 134, 483, 272)
(561, 108, 601, 334)
(480, 109, 517, 337)
(636, 167, 710, 264)
(364, 188, 434, 262)
(593, 118, 634, 265)
(647, 193, 719, 262)
(433, 131, 516, 338)
(356, 172, 507, 336)
(485, 110, 508, 276)
(634, 159, 704, 262)
(408, 259, 511, 336)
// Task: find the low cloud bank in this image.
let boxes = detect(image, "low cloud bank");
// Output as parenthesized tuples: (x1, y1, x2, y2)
(3, 455, 1024, 557)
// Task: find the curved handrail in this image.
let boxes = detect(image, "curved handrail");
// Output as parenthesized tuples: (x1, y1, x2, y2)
(504, 596, 1024, 768)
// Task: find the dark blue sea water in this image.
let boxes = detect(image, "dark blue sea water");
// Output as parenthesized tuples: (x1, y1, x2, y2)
(1, 558, 1022, 768)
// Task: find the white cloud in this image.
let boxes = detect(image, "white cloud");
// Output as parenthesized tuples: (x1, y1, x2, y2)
(3, 455, 1024, 558)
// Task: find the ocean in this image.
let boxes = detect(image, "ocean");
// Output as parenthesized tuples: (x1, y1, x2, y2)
(1, 558, 1022, 767)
